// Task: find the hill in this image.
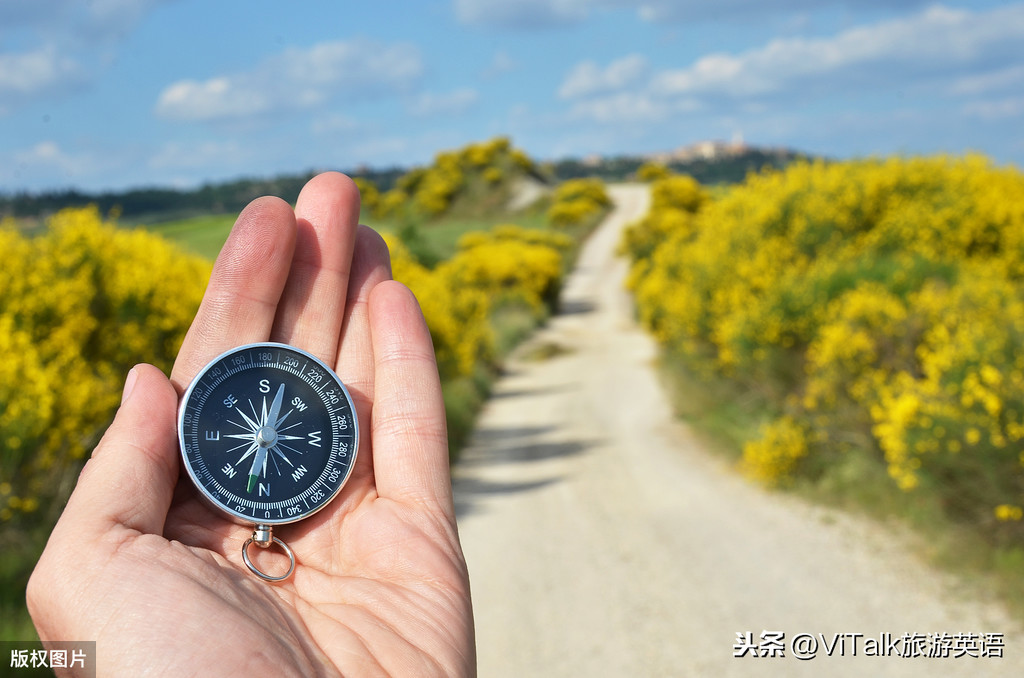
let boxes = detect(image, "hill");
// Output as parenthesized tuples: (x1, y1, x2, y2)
(546, 144, 808, 184)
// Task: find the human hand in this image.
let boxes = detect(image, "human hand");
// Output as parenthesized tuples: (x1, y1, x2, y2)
(27, 173, 476, 677)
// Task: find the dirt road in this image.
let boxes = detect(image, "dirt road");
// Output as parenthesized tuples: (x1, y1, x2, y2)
(453, 184, 1023, 677)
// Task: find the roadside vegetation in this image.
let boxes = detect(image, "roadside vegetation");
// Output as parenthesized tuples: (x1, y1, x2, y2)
(622, 156, 1024, 614)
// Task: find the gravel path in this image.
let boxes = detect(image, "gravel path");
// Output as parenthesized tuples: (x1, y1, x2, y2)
(453, 184, 1023, 677)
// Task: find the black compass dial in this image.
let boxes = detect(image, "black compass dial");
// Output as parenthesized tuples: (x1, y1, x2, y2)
(178, 343, 358, 525)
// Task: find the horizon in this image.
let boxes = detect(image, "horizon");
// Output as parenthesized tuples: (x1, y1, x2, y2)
(1, 137, 810, 197)
(1, 1, 1022, 194)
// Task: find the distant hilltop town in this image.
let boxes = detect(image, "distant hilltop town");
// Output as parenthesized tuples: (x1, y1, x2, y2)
(650, 133, 761, 163)
(555, 136, 806, 185)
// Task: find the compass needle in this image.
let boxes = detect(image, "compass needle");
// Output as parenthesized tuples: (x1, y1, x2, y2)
(236, 442, 259, 465)
(268, 383, 286, 428)
(247, 445, 266, 493)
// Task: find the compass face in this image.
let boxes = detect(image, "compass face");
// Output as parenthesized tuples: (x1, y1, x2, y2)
(178, 343, 358, 525)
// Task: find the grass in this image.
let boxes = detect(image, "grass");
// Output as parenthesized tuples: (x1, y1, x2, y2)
(654, 346, 1024, 623)
(140, 204, 552, 265)
(1, 544, 42, 642)
(139, 213, 237, 260)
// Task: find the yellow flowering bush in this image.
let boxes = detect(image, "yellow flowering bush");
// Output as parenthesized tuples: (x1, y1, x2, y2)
(375, 188, 409, 220)
(462, 138, 509, 168)
(483, 167, 504, 185)
(995, 504, 1024, 522)
(636, 162, 671, 183)
(353, 177, 380, 215)
(385, 235, 493, 379)
(448, 234, 564, 314)
(741, 416, 809, 485)
(547, 178, 611, 229)
(366, 137, 536, 222)
(625, 155, 1024, 530)
(621, 173, 708, 287)
(385, 223, 569, 379)
(414, 151, 466, 216)
(1, 207, 209, 524)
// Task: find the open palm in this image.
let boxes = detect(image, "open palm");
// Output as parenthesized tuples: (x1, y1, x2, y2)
(28, 173, 476, 677)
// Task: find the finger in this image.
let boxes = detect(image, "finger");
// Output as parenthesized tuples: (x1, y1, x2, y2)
(335, 226, 393, 489)
(55, 364, 180, 539)
(368, 281, 452, 510)
(271, 172, 361, 366)
(171, 197, 297, 391)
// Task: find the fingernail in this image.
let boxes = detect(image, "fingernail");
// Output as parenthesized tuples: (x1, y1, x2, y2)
(121, 366, 140, 405)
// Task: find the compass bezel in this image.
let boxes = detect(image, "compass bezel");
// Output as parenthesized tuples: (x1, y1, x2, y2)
(177, 342, 359, 526)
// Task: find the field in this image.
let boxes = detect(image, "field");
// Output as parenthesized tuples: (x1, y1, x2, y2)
(142, 213, 237, 260)
(144, 206, 552, 263)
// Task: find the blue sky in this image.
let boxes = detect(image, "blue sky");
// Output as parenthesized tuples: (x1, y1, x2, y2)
(1, 0, 1022, 193)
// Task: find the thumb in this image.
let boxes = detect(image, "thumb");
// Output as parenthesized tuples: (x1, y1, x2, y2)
(58, 363, 181, 539)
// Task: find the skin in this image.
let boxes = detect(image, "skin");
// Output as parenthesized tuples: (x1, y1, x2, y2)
(27, 172, 477, 677)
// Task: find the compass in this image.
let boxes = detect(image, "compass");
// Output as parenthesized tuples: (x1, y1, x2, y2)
(177, 342, 358, 581)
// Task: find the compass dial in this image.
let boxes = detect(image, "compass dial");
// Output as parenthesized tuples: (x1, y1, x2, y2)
(178, 342, 358, 525)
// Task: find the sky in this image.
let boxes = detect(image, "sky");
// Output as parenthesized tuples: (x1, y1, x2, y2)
(1, 0, 1022, 193)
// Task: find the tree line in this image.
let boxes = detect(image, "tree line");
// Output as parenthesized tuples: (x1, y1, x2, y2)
(2, 147, 804, 222)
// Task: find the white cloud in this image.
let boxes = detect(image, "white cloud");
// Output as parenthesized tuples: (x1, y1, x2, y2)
(559, 54, 649, 99)
(634, 0, 929, 23)
(311, 113, 363, 135)
(0, 0, 170, 112)
(17, 140, 64, 163)
(10, 140, 99, 182)
(453, 0, 932, 28)
(155, 40, 424, 123)
(156, 78, 271, 122)
(559, 2, 1024, 129)
(649, 5, 1024, 100)
(408, 88, 479, 117)
(348, 136, 414, 162)
(454, 0, 591, 28)
(0, 0, 173, 41)
(482, 51, 517, 79)
(0, 45, 84, 98)
(950, 64, 1024, 97)
(963, 97, 1024, 121)
(567, 92, 671, 123)
(149, 139, 250, 170)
